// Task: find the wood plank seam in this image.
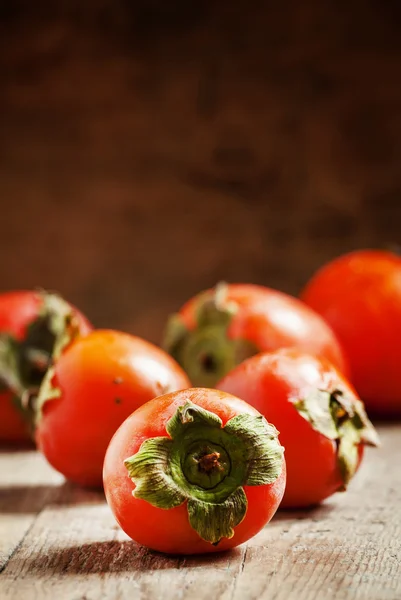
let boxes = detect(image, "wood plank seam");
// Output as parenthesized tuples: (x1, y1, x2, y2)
(229, 544, 248, 599)
(0, 514, 40, 574)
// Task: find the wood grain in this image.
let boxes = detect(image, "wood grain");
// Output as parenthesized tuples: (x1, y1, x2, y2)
(0, 449, 63, 572)
(0, 426, 400, 599)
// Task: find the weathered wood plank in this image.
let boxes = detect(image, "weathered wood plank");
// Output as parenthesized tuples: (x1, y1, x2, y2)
(0, 484, 245, 599)
(232, 425, 401, 600)
(0, 426, 400, 600)
(0, 449, 64, 572)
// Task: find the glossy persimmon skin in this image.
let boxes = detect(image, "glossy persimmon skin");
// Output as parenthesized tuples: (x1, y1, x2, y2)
(103, 388, 286, 555)
(301, 250, 401, 416)
(218, 349, 363, 508)
(0, 290, 91, 444)
(179, 284, 348, 375)
(36, 330, 191, 488)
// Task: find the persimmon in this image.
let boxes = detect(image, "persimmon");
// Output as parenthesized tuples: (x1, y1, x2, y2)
(35, 330, 190, 487)
(218, 349, 378, 507)
(103, 388, 286, 554)
(302, 249, 401, 416)
(0, 290, 91, 443)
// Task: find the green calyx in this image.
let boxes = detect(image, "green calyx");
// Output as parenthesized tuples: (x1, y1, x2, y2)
(163, 283, 258, 387)
(293, 388, 379, 488)
(124, 400, 284, 545)
(0, 291, 83, 428)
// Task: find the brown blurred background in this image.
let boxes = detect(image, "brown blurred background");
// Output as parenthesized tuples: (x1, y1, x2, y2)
(0, 1, 400, 342)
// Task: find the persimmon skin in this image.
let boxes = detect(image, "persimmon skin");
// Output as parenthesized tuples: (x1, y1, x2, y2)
(103, 388, 286, 555)
(218, 349, 364, 508)
(0, 390, 31, 445)
(301, 250, 401, 416)
(0, 290, 91, 444)
(36, 330, 191, 488)
(178, 284, 348, 375)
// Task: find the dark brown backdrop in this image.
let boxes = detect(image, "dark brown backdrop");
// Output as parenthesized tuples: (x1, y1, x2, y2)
(1, 1, 400, 341)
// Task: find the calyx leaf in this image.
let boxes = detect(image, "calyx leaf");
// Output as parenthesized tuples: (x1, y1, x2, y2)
(224, 414, 284, 485)
(32, 292, 87, 425)
(125, 438, 185, 509)
(293, 388, 379, 489)
(34, 366, 62, 425)
(294, 389, 338, 439)
(337, 421, 360, 486)
(187, 487, 247, 545)
(37, 291, 83, 361)
(0, 335, 25, 397)
(166, 402, 223, 438)
(124, 400, 284, 545)
(195, 282, 238, 328)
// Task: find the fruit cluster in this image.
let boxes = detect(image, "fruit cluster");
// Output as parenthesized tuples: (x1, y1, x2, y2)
(1, 249, 398, 555)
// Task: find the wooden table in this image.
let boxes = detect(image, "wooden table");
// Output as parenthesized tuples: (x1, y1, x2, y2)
(1, 425, 400, 600)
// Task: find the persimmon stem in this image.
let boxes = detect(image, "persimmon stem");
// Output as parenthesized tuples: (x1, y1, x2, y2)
(198, 451, 222, 473)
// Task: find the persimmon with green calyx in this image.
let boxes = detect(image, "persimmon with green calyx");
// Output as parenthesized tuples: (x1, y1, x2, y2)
(35, 330, 191, 488)
(163, 283, 348, 388)
(301, 249, 401, 416)
(0, 290, 92, 444)
(103, 388, 286, 555)
(217, 349, 379, 508)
